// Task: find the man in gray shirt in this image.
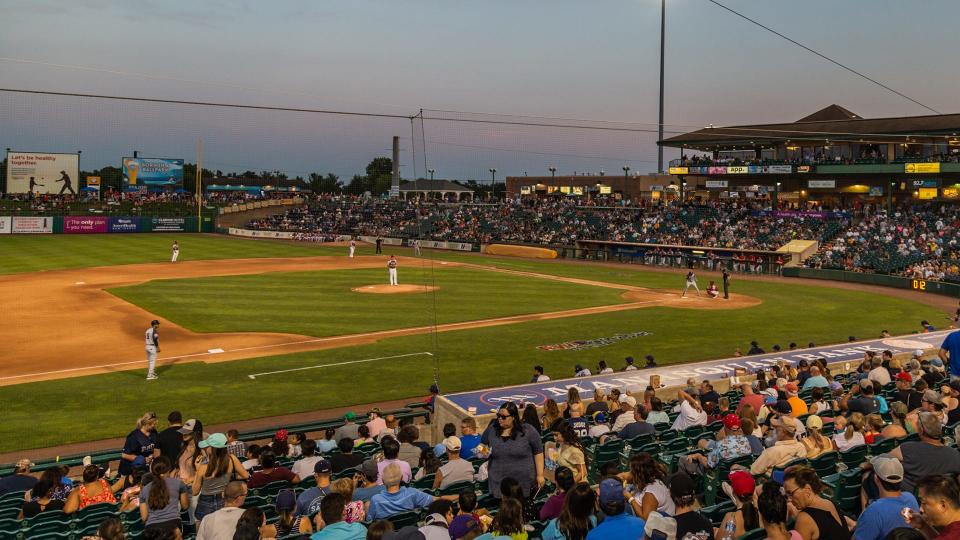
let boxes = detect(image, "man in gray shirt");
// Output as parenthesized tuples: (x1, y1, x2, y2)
(434, 437, 475, 490)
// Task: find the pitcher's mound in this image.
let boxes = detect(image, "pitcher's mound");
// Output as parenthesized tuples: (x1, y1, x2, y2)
(352, 284, 438, 294)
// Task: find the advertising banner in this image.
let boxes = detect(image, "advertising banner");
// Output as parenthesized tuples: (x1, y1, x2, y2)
(705, 180, 728, 188)
(905, 163, 940, 174)
(417, 240, 473, 251)
(808, 180, 836, 188)
(919, 188, 938, 200)
(869, 186, 884, 196)
(747, 166, 763, 174)
(63, 216, 109, 234)
(727, 166, 749, 174)
(520, 186, 532, 195)
(122, 157, 184, 187)
(109, 217, 141, 233)
(11, 216, 53, 233)
(668, 166, 689, 175)
(754, 210, 850, 219)
(763, 165, 793, 174)
(797, 166, 812, 173)
(85, 176, 101, 192)
(910, 179, 939, 188)
(151, 217, 187, 232)
(5, 151, 80, 194)
(708, 167, 727, 175)
(0, 216, 10, 234)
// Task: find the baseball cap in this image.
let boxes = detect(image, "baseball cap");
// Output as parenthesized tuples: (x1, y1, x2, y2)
(774, 400, 793, 415)
(14, 458, 34, 472)
(592, 411, 607, 424)
(871, 455, 904, 483)
(449, 515, 482, 539)
(598, 478, 624, 506)
(775, 416, 798, 435)
(923, 390, 943, 406)
(198, 433, 228, 449)
(932, 358, 945, 368)
(643, 512, 678, 540)
(361, 458, 379, 479)
(668, 472, 696, 499)
(150, 319, 160, 325)
(442, 437, 462, 452)
(728, 470, 756, 497)
(619, 395, 637, 407)
(722, 414, 741, 432)
(313, 459, 332, 475)
(177, 419, 197, 435)
(806, 415, 824, 430)
(274, 429, 288, 442)
(763, 395, 777, 405)
(859, 379, 874, 390)
(914, 349, 924, 358)
(275, 489, 296, 512)
(343, 412, 356, 421)
(896, 372, 913, 383)
(784, 382, 799, 393)
(369, 407, 382, 416)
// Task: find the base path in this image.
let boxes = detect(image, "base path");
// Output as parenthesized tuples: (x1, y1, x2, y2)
(0, 256, 758, 385)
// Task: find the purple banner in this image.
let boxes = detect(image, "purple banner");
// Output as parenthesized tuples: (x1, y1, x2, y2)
(63, 216, 109, 234)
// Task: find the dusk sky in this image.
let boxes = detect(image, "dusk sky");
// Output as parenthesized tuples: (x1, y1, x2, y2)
(1, 0, 957, 181)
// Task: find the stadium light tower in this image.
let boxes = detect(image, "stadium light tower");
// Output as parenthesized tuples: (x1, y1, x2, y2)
(622, 166, 631, 180)
(657, 0, 666, 174)
(428, 168, 435, 181)
(489, 168, 497, 200)
(548, 167, 557, 193)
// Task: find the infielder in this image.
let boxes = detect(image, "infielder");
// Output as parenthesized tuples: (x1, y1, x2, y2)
(171, 241, 179, 263)
(413, 239, 422, 256)
(387, 255, 398, 286)
(681, 270, 701, 297)
(349, 239, 356, 258)
(145, 319, 160, 380)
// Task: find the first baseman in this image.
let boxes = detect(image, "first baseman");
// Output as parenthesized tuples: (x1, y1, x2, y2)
(145, 319, 160, 380)
(171, 241, 179, 263)
(387, 255, 398, 286)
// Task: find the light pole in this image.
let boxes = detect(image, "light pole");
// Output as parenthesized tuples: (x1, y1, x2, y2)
(489, 168, 497, 201)
(774, 181, 781, 209)
(622, 166, 630, 181)
(680, 180, 687, 202)
(548, 167, 557, 194)
(428, 168, 435, 181)
(657, 0, 666, 174)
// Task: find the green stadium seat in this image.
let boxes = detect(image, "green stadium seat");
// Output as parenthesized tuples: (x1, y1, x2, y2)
(701, 500, 736, 526)
(387, 510, 420, 529)
(868, 438, 897, 456)
(437, 480, 475, 496)
(412, 474, 436, 490)
(738, 528, 766, 540)
(809, 452, 839, 477)
(839, 445, 868, 469)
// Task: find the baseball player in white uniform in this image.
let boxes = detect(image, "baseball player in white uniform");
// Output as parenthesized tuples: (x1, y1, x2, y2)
(387, 255, 398, 286)
(145, 319, 160, 380)
(349, 239, 356, 258)
(681, 270, 701, 297)
(171, 241, 179, 263)
(413, 239, 422, 256)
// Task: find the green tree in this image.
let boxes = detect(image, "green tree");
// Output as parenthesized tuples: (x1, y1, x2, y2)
(345, 174, 370, 195)
(309, 173, 342, 193)
(365, 157, 393, 196)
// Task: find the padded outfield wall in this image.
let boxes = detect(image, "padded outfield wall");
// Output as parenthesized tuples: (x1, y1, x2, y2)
(0, 215, 214, 234)
(783, 267, 960, 298)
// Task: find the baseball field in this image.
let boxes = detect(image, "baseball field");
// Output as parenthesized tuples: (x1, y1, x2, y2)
(0, 233, 947, 452)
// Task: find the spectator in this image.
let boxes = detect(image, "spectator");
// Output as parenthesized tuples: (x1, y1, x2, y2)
(366, 408, 387, 439)
(64, 464, 117, 513)
(19, 473, 66, 519)
(434, 437, 474, 490)
(785, 383, 809, 417)
(890, 412, 960, 493)
(680, 414, 751, 475)
(352, 460, 384, 504)
(459, 417, 482, 459)
(905, 475, 960, 540)
(698, 382, 721, 408)
(668, 472, 712, 540)
(397, 425, 423, 469)
(90, 517, 126, 540)
(844, 380, 881, 415)
(367, 464, 436, 521)
(532, 365, 550, 383)
(310, 492, 366, 540)
(747, 341, 765, 355)
(196, 481, 248, 540)
(718, 471, 759, 539)
(272, 429, 290, 459)
(295, 459, 333, 520)
(784, 465, 852, 540)
(540, 466, 575, 521)
(247, 449, 300, 489)
(647, 397, 670, 425)
(330, 438, 364, 474)
(419, 499, 454, 540)
(450, 490, 482, 539)
(620, 405, 656, 439)
(882, 402, 910, 439)
(412, 451, 441, 482)
(353, 426, 375, 448)
(597, 360, 613, 375)
(334, 413, 361, 442)
(574, 364, 592, 377)
(740, 417, 764, 456)
(176, 418, 202, 489)
(542, 482, 597, 540)
(808, 387, 836, 416)
(156, 411, 184, 461)
(480, 402, 545, 499)
(482, 497, 527, 539)
(645, 355, 657, 369)
(802, 416, 833, 459)
(736, 383, 765, 416)
(748, 416, 806, 477)
(225, 429, 245, 459)
(940, 328, 960, 379)
(120, 412, 160, 476)
(894, 374, 923, 411)
(523, 404, 543, 435)
(671, 389, 707, 431)
(317, 428, 338, 454)
(241, 445, 261, 472)
(139, 456, 190, 536)
(552, 423, 587, 484)
(854, 456, 918, 540)
(801, 366, 829, 390)
(376, 437, 412, 485)
(292, 439, 322, 479)
(274, 490, 297, 537)
(611, 396, 639, 432)
(757, 480, 801, 540)
(868, 358, 892, 386)
(330, 478, 365, 524)
(586, 389, 609, 417)
(0, 459, 37, 496)
(834, 413, 866, 452)
(624, 357, 638, 371)
(622, 452, 674, 519)
(193, 433, 250, 522)
(586, 478, 646, 540)
(434, 425, 456, 458)
(566, 400, 589, 439)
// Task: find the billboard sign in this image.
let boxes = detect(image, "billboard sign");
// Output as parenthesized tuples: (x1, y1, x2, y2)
(0, 217, 10, 234)
(5, 151, 80, 194)
(705, 180, 728, 188)
(63, 216, 109, 234)
(151, 217, 187, 232)
(919, 188, 938, 200)
(808, 180, 836, 188)
(763, 165, 793, 174)
(708, 167, 727, 175)
(905, 163, 940, 174)
(668, 167, 689, 175)
(727, 166, 749, 174)
(109, 217, 141, 233)
(85, 176, 101, 192)
(122, 157, 184, 187)
(11, 216, 53, 233)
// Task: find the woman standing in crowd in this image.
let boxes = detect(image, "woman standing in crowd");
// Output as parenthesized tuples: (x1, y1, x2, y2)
(139, 456, 190, 536)
(542, 483, 597, 540)
(120, 412, 159, 476)
(481, 402, 545, 499)
(784, 466, 852, 540)
(621, 452, 674, 519)
(192, 433, 249, 521)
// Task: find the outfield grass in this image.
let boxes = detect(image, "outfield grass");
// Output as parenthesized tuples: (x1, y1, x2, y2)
(0, 233, 946, 453)
(107, 266, 629, 336)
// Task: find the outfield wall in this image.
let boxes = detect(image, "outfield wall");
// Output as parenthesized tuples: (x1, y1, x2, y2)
(0, 215, 214, 234)
(784, 267, 960, 298)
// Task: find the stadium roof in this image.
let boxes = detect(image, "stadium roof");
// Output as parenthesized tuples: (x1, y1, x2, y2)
(659, 105, 960, 150)
(399, 179, 472, 192)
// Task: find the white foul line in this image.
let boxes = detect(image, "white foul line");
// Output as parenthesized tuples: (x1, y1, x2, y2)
(246, 351, 433, 380)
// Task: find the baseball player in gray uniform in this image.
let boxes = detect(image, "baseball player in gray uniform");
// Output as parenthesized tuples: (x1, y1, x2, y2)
(145, 319, 160, 380)
(171, 241, 179, 263)
(387, 255, 398, 286)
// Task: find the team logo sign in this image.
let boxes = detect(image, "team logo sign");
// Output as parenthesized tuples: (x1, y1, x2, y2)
(538, 331, 651, 351)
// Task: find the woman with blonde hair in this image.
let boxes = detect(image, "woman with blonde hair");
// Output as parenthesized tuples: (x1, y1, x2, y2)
(542, 399, 564, 433)
(330, 478, 365, 523)
(119, 412, 159, 476)
(881, 401, 909, 439)
(801, 416, 833, 459)
(832, 412, 865, 451)
(863, 414, 886, 444)
(563, 388, 582, 419)
(738, 404, 761, 437)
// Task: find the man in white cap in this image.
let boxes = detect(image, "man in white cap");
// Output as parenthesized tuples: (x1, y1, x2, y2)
(433, 437, 473, 490)
(855, 456, 919, 540)
(0, 459, 37, 496)
(611, 395, 638, 432)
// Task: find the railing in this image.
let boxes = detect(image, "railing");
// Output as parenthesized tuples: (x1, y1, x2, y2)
(783, 267, 960, 297)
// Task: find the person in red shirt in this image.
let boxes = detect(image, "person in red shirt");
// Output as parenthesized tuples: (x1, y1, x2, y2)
(906, 475, 960, 540)
(247, 450, 300, 489)
(736, 383, 765, 417)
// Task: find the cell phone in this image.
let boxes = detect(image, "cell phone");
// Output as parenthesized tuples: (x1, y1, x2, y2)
(651, 530, 668, 540)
